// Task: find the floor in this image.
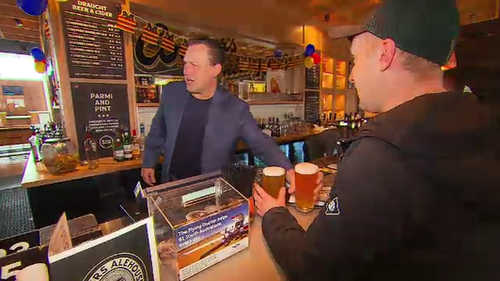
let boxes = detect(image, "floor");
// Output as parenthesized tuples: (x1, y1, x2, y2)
(0, 155, 34, 240)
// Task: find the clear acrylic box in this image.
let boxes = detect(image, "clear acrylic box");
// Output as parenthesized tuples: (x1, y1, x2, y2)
(143, 172, 250, 280)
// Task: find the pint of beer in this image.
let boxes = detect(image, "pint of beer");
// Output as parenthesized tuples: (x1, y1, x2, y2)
(295, 162, 319, 212)
(262, 166, 286, 198)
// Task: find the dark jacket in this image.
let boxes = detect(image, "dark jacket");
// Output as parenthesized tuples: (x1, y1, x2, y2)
(143, 81, 292, 183)
(262, 91, 500, 281)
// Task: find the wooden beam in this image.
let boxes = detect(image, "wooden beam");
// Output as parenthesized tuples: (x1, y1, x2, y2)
(1, 32, 39, 43)
(0, 25, 39, 37)
(0, 17, 39, 29)
(0, 4, 41, 23)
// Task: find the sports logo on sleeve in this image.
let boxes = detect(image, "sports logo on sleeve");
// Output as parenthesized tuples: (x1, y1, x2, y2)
(325, 197, 340, 216)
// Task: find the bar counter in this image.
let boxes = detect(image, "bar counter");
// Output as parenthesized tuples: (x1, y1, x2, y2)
(21, 129, 321, 189)
(21, 155, 143, 188)
(100, 207, 320, 281)
(20, 129, 322, 228)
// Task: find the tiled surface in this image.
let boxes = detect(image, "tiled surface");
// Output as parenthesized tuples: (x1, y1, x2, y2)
(137, 104, 304, 136)
(0, 187, 34, 240)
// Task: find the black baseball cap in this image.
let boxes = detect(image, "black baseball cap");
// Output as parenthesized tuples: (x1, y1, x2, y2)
(329, 0, 460, 66)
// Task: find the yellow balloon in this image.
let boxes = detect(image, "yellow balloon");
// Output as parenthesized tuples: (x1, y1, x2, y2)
(304, 56, 314, 69)
(34, 62, 46, 74)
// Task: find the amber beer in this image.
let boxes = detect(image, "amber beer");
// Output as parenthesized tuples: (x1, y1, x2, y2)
(262, 166, 286, 198)
(295, 162, 319, 212)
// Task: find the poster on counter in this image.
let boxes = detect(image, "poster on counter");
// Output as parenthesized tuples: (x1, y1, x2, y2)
(173, 203, 249, 280)
(71, 82, 130, 160)
(60, 0, 127, 80)
(48, 217, 159, 281)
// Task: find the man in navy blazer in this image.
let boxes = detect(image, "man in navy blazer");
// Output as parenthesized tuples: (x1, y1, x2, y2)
(141, 38, 292, 185)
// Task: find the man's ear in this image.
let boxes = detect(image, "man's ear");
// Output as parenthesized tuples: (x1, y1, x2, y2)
(213, 63, 222, 77)
(380, 39, 396, 71)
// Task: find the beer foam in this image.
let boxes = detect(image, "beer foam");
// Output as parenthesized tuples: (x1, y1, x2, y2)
(263, 166, 285, 177)
(295, 163, 319, 175)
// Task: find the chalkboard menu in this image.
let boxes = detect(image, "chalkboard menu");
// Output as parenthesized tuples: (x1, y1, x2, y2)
(61, 0, 126, 80)
(304, 91, 320, 123)
(71, 83, 130, 160)
(305, 59, 321, 90)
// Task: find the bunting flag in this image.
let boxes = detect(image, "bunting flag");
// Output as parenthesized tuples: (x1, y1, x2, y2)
(116, 10, 137, 34)
(159, 35, 175, 53)
(250, 59, 260, 73)
(238, 57, 250, 72)
(141, 23, 160, 45)
(269, 59, 279, 70)
(44, 20, 50, 40)
(116, 8, 306, 72)
(259, 59, 267, 72)
(177, 43, 187, 57)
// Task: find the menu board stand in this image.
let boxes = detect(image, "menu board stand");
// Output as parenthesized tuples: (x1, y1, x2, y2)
(71, 83, 130, 159)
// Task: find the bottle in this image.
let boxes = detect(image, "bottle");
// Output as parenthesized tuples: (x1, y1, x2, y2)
(122, 127, 133, 160)
(275, 118, 281, 137)
(28, 130, 41, 162)
(131, 129, 141, 159)
(138, 123, 146, 152)
(113, 128, 125, 162)
(83, 126, 99, 169)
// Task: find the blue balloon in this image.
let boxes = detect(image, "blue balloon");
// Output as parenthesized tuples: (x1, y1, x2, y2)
(17, 0, 48, 16)
(274, 50, 283, 58)
(304, 44, 315, 57)
(30, 48, 45, 61)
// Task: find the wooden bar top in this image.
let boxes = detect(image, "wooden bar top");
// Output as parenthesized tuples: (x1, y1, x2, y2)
(21, 129, 322, 189)
(21, 153, 142, 188)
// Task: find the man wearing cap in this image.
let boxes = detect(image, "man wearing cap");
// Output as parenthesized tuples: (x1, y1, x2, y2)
(253, 0, 500, 280)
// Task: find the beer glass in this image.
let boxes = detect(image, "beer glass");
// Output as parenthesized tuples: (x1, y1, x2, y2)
(262, 166, 286, 199)
(295, 162, 319, 212)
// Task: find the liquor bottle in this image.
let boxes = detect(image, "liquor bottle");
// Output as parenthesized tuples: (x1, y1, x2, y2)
(275, 118, 281, 137)
(28, 129, 41, 162)
(113, 128, 125, 162)
(83, 126, 99, 169)
(138, 123, 146, 152)
(122, 127, 133, 160)
(131, 129, 141, 159)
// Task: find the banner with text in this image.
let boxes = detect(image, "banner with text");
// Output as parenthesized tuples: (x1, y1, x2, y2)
(60, 0, 127, 80)
(71, 83, 130, 160)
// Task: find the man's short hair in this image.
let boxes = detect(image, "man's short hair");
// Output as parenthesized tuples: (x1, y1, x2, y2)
(187, 37, 225, 66)
(397, 50, 441, 79)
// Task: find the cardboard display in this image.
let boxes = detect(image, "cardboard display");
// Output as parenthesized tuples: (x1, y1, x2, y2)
(49, 217, 159, 281)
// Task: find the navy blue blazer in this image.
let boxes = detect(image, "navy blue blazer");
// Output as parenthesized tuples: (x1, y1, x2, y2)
(142, 81, 292, 183)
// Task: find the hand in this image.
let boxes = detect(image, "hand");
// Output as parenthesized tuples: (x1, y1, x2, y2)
(286, 169, 296, 194)
(313, 172, 324, 202)
(287, 169, 324, 201)
(253, 183, 286, 217)
(141, 168, 156, 186)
